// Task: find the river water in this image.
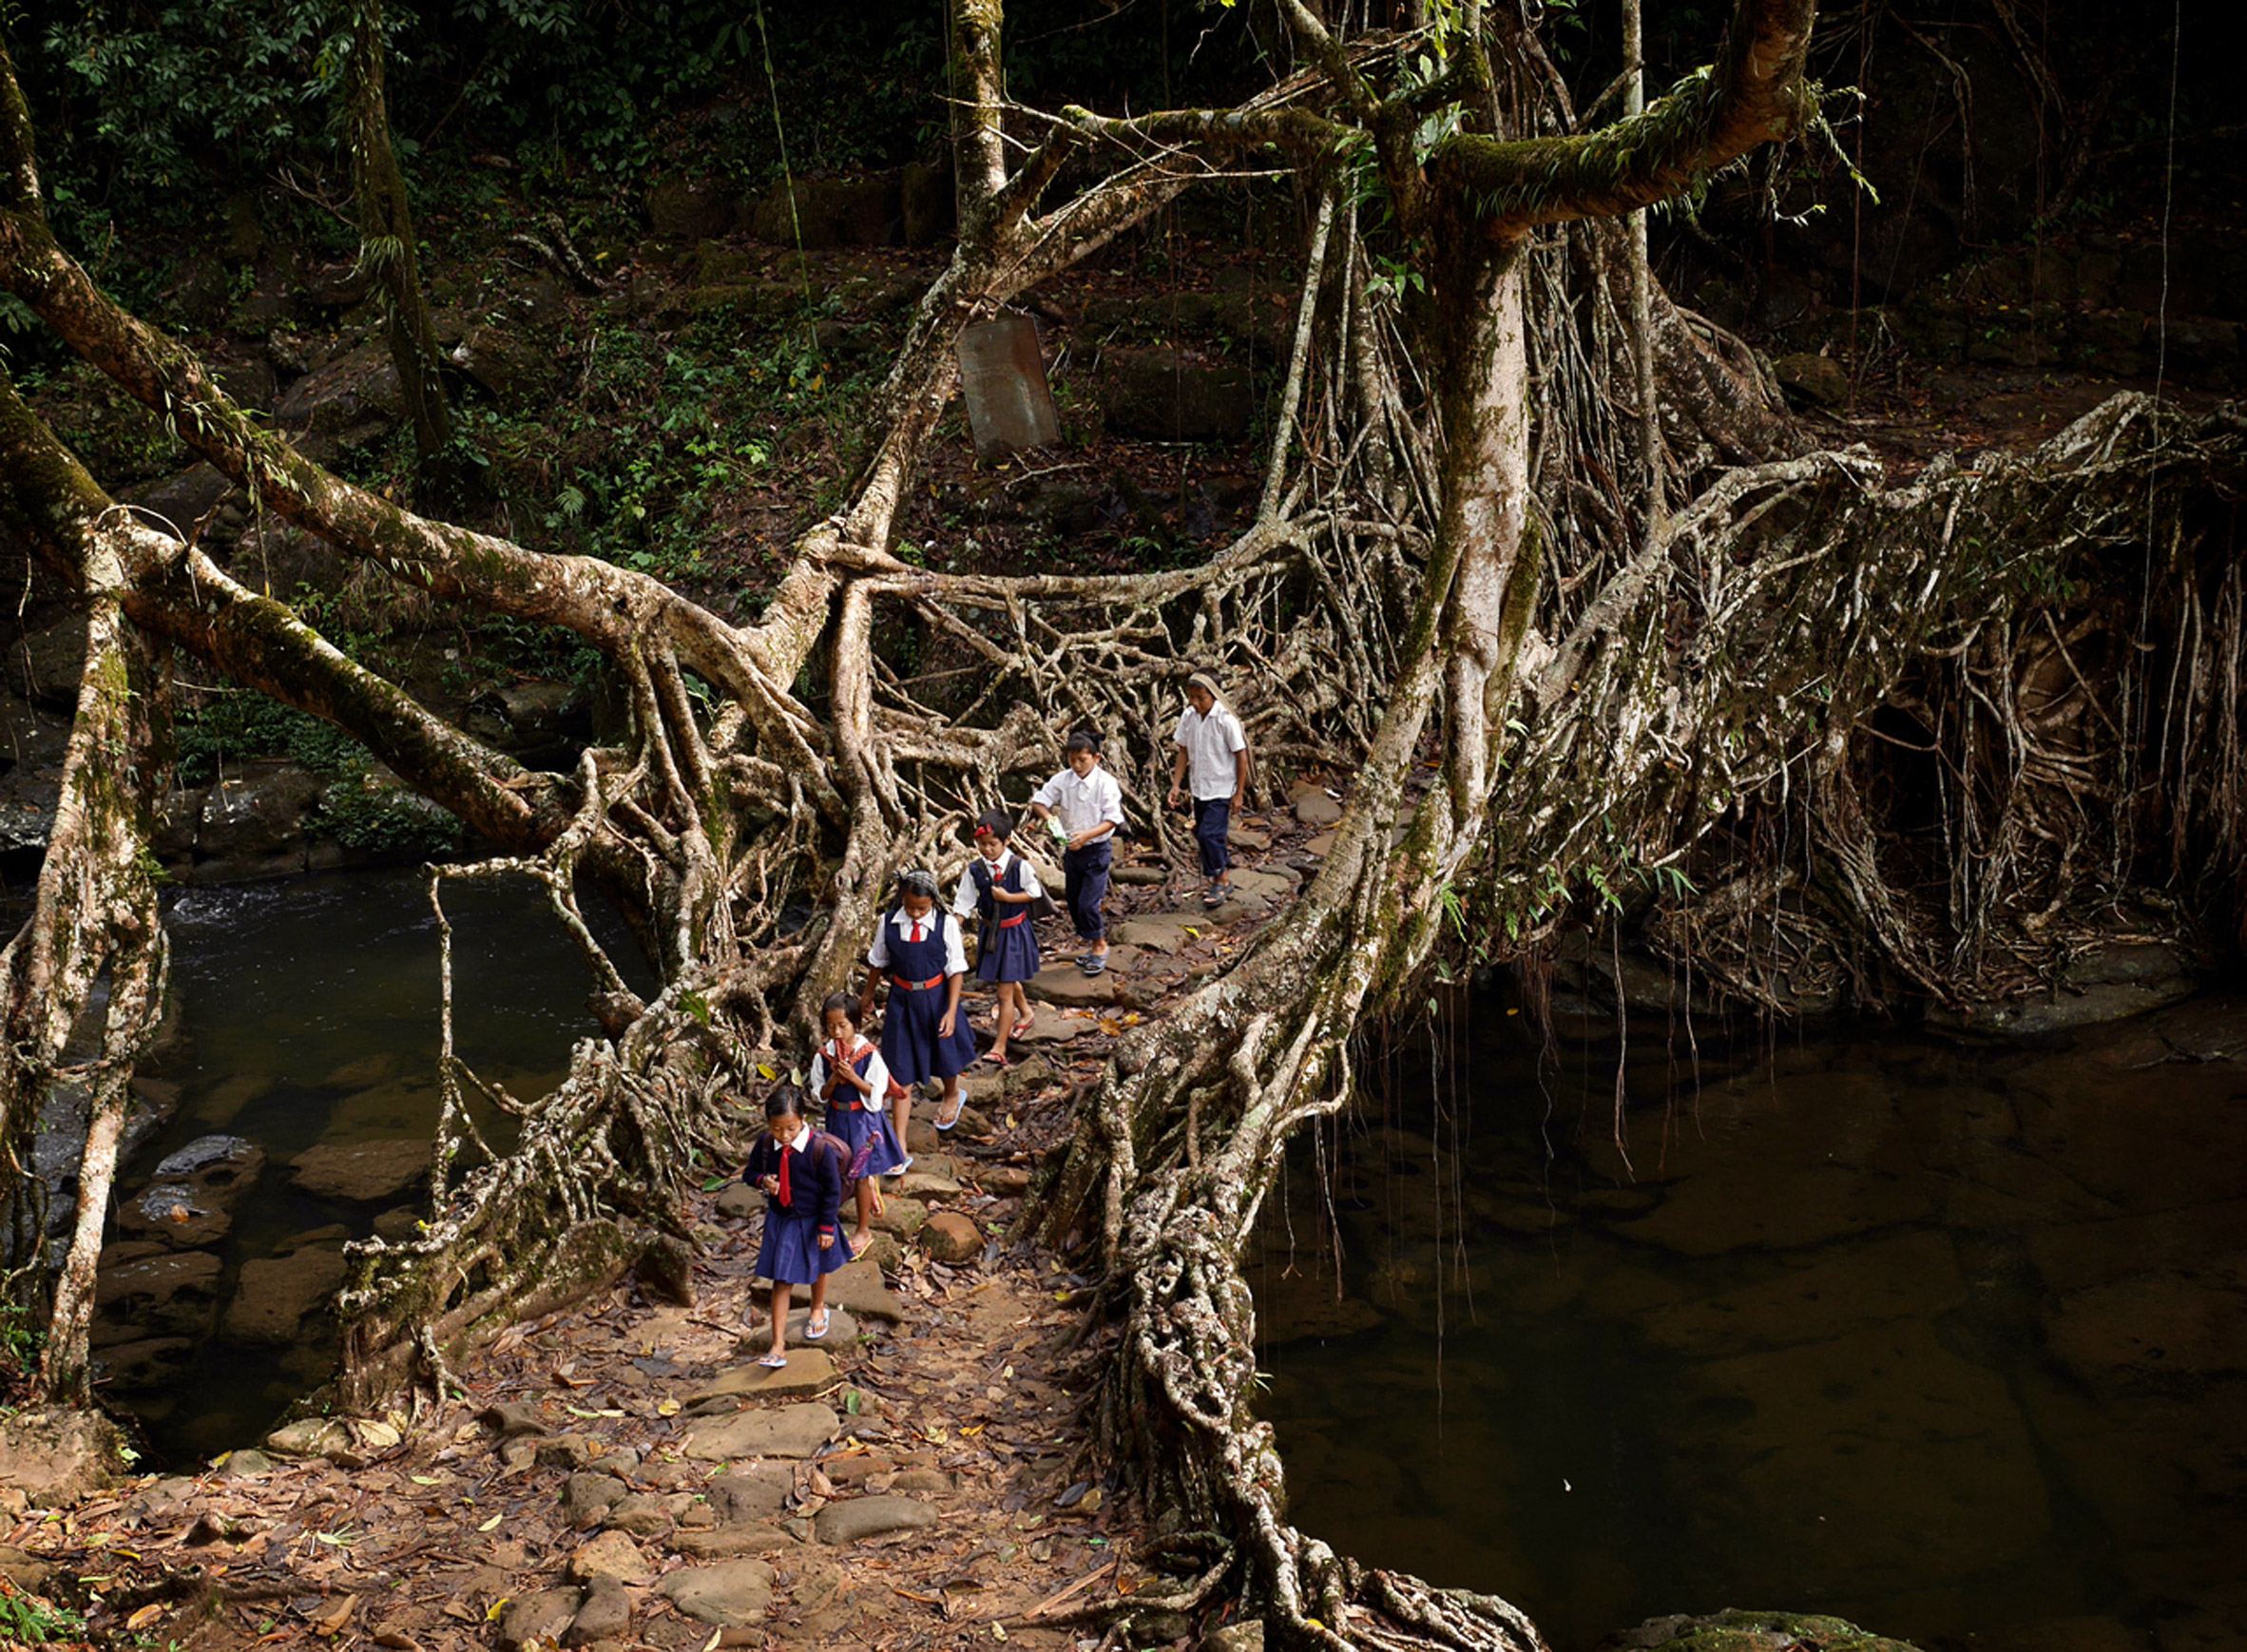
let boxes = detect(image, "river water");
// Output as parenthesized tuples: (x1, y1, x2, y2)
(1253, 989, 2247, 1652)
(103, 870, 646, 1464)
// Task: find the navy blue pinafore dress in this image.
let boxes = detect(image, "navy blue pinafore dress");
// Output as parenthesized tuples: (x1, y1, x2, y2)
(819, 1042, 909, 1177)
(879, 911, 981, 1085)
(970, 856, 1041, 983)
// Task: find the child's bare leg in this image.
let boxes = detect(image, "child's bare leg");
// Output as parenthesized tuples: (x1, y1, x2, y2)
(890, 1085, 912, 1158)
(809, 1274, 831, 1316)
(989, 985, 1017, 1060)
(853, 1180, 874, 1244)
(767, 1280, 790, 1355)
(936, 1074, 964, 1128)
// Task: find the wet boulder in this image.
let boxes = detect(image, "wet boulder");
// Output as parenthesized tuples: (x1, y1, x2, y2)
(0, 1407, 129, 1508)
(93, 1250, 224, 1344)
(221, 1233, 350, 1344)
(289, 1138, 432, 1202)
(195, 761, 323, 879)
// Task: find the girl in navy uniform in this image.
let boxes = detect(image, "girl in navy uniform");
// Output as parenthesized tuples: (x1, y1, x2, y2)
(951, 809, 1042, 1066)
(862, 868, 981, 1132)
(740, 1087, 848, 1366)
(809, 991, 907, 1258)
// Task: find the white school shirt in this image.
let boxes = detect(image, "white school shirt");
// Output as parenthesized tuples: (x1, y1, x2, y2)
(865, 906, 970, 976)
(1174, 702, 1248, 800)
(809, 1037, 891, 1101)
(951, 848, 1045, 919)
(1031, 764, 1124, 836)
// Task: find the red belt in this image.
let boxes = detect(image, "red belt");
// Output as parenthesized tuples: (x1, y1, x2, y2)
(997, 912, 1026, 929)
(892, 973, 944, 990)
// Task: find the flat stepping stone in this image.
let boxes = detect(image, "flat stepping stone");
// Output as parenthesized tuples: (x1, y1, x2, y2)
(706, 1464, 795, 1522)
(893, 1169, 962, 1201)
(1302, 829, 1336, 856)
(1203, 892, 1269, 924)
(658, 1559, 775, 1627)
(1228, 822, 1272, 852)
(1012, 1011, 1094, 1044)
(1111, 863, 1168, 886)
(1026, 962, 1122, 1007)
(690, 1349, 840, 1403)
(871, 1198, 927, 1238)
(788, 1258, 905, 1321)
(782, 1304, 859, 1345)
(682, 1403, 838, 1462)
(715, 1181, 759, 1219)
(567, 1529, 651, 1584)
(1111, 913, 1205, 953)
(812, 1494, 939, 1545)
(1230, 868, 1296, 900)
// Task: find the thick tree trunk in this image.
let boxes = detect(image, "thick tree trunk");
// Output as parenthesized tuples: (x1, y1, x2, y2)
(342, 0, 452, 487)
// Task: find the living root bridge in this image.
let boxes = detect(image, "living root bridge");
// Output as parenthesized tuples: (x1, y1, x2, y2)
(1035, 394, 2246, 1652)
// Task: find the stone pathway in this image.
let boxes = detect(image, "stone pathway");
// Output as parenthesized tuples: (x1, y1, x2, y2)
(0, 802, 1334, 1652)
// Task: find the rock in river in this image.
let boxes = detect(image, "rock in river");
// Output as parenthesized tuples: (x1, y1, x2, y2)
(290, 1138, 432, 1201)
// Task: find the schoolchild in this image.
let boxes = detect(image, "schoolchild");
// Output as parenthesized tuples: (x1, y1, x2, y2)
(739, 1086, 848, 1366)
(1028, 730, 1124, 974)
(862, 868, 981, 1132)
(951, 808, 1042, 1066)
(809, 991, 909, 1258)
(1166, 670, 1250, 910)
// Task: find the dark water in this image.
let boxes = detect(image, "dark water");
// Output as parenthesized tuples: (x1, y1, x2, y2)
(1253, 990, 2247, 1652)
(106, 870, 648, 1464)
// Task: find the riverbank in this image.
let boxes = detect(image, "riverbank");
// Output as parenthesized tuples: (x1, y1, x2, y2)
(0, 807, 1340, 1652)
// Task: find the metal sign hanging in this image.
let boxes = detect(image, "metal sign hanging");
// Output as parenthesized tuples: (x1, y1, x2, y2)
(956, 314, 1061, 459)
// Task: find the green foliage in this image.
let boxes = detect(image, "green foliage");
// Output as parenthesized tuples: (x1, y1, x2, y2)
(0, 1575, 84, 1645)
(319, 770, 463, 855)
(176, 693, 361, 783)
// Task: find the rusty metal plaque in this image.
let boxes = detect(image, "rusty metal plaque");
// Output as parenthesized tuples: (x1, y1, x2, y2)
(956, 314, 1060, 458)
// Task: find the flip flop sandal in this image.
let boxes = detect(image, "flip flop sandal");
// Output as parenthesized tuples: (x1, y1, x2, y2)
(849, 1233, 874, 1259)
(805, 1309, 831, 1340)
(1080, 953, 1109, 974)
(935, 1099, 966, 1131)
(1201, 886, 1226, 909)
(757, 1351, 789, 1369)
(987, 1051, 1012, 1069)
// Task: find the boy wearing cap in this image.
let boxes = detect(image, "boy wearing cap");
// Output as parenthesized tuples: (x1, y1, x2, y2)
(1166, 671, 1249, 911)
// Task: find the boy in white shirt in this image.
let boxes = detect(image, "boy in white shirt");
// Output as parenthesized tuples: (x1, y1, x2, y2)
(1166, 671, 1249, 910)
(1028, 730, 1124, 974)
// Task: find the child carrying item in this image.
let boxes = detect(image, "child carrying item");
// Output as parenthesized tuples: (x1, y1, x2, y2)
(1027, 730, 1124, 974)
(740, 1086, 848, 1366)
(809, 991, 908, 1258)
(951, 808, 1041, 1066)
(862, 868, 981, 1132)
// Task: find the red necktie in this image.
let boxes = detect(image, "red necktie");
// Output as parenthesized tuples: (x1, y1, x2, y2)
(777, 1143, 792, 1207)
(911, 919, 924, 943)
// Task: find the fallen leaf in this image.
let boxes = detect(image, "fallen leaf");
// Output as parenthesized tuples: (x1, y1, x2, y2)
(411, 1475, 440, 1486)
(656, 1399, 682, 1417)
(478, 1513, 504, 1532)
(312, 1594, 358, 1636)
(484, 1597, 510, 1622)
(126, 1604, 165, 1632)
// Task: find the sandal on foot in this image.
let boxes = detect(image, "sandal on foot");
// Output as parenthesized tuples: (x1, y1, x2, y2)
(757, 1350, 789, 1369)
(1079, 952, 1108, 974)
(849, 1233, 873, 1259)
(1201, 885, 1225, 909)
(805, 1308, 831, 1340)
(935, 1098, 966, 1130)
